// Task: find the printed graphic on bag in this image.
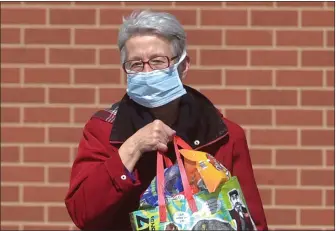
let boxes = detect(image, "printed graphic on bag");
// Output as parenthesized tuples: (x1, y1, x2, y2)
(130, 177, 257, 231)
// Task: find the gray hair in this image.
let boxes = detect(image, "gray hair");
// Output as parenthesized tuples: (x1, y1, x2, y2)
(117, 10, 187, 63)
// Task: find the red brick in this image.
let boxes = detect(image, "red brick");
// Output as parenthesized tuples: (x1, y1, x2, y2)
(1, 8, 46, 24)
(24, 146, 70, 163)
(100, 9, 134, 25)
(326, 70, 334, 87)
(249, 148, 272, 165)
(327, 110, 334, 127)
(75, 28, 118, 45)
(226, 1, 273, 7)
(50, 48, 95, 64)
(1, 28, 20, 44)
(0, 1, 21, 4)
(301, 169, 334, 186)
(23, 225, 71, 230)
(99, 87, 127, 104)
(159, 10, 197, 26)
(101, 9, 197, 26)
(1, 205, 44, 221)
(327, 1, 335, 7)
(276, 2, 324, 7)
(251, 50, 298, 66)
(302, 50, 334, 67)
(277, 30, 323, 46)
(48, 206, 72, 222)
(0, 224, 19, 230)
(251, 10, 298, 26)
(24, 68, 70, 84)
(24, 107, 70, 123)
(100, 48, 120, 65)
(183, 69, 222, 85)
(226, 70, 272, 86)
(49, 127, 82, 143)
(186, 29, 222, 46)
(199, 89, 247, 105)
(276, 109, 323, 126)
(301, 129, 334, 146)
(251, 90, 297, 106)
(1, 166, 44, 182)
(301, 90, 334, 106)
(50, 9, 96, 25)
(200, 50, 247, 66)
(226, 30, 272, 46)
(24, 186, 68, 202)
(327, 30, 334, 47)
(1, 146, 20, 163)
(24, 1, 71, 5)
(302, 10, 334, 27)
(1, 107, 20, 123)
(74, 107, 100, 123)
(201, 10, 247, 26)
(226, 109, 272, 125)
(48, 166, 71, 183)
(276, 70, 323, 87)
(264, 209, 297, 225)
(259, 188, 272, 205)
(25, 28, 70, 44)
(276, 149, 323, 166)
(1, 48, 45, 64)
(301, 209, 334, 226)
(1, 127, 44, 143)
(125, 1, 173, 6)
(74, 1, 121, 6)
(276, 189, 322, 206)
(1, 186, 19, 202)
(251, 129, 297, 146)
(176, 1, 222, 6)
(254, 169, 297, 185)
(1, 87, 45, 103)
(49, 88, 95, 104)
(326, 190, 334, 206)
(74, 68, 121, 84)
(326, 150, 334, 166)
(1, 68, 20, 83)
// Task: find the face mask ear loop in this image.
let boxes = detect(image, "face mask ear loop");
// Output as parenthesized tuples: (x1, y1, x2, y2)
(176, 50, 187, 79)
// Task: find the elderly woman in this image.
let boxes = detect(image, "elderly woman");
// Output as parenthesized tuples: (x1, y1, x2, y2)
(65, 10, 268, 231)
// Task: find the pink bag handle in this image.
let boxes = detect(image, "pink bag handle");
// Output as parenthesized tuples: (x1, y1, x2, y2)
(157, 136, 198, 222)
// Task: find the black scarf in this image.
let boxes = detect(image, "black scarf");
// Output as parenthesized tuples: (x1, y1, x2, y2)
(110, 86, 227, 161)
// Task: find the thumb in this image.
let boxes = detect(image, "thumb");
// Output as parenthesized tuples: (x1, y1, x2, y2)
(162, 123, 176, 140)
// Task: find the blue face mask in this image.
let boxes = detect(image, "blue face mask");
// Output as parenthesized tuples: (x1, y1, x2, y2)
(126, 50, 187, 108)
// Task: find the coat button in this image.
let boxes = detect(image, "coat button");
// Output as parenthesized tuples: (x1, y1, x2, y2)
(194, 140, 200, 145)
(121, 175, 127, 180)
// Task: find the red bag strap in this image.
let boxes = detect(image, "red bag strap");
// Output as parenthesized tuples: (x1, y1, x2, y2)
(173, 136, 198, 212)
(157, 151, 167, 222)
(157, 136, 198, 223)
(174, 136, 193, 150)
(163, 155, 173, 168)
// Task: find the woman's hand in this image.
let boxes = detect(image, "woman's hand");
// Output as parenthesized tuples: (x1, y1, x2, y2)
(118, 120, 176, 172)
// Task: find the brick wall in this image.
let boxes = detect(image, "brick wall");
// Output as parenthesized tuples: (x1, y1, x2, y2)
(1, 1, 334, 230)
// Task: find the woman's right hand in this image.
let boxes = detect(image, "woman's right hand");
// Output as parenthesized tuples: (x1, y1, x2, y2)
(118, 119, 176, 172)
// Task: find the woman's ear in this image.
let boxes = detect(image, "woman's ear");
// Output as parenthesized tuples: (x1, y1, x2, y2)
(179, 55, 190, 79)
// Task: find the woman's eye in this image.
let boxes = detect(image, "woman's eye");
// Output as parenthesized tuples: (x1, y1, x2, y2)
(131, 62, 143, 68)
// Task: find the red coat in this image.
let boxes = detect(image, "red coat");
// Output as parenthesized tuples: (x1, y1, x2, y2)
(65, 94, 268, 231)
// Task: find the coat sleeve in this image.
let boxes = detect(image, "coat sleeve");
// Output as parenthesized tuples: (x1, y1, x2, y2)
(65, 118, 141, 230)
(231, 129, 268, 231)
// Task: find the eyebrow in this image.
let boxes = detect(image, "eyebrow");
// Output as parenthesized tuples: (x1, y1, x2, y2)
(128, 53, 166, 61)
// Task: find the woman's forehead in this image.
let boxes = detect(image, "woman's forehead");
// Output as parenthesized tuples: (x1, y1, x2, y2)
(125, 35, 173, 60)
